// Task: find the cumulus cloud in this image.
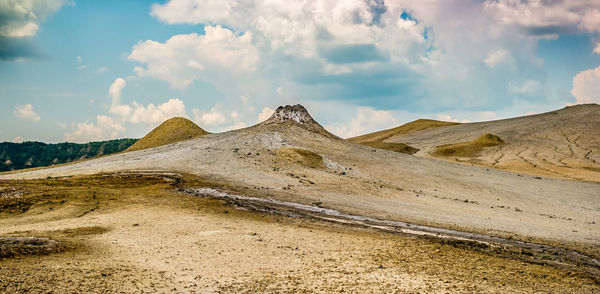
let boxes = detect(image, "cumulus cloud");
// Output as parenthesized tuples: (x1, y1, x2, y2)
(65, 115, 124, 143)
(66, 78, 190, 142)
(129, 99, 187, 124)
(150, 0, 235, 25)
(0, 0, 68, 60)
(436, 114, 471, 123)
(108, 78, 131, 117)
(325, 107, 399, 138)
(484, 50, 515, 69)
(571, 66, 600, 104)
(193, 107, 228, 127)
(143, 0, 598, 117)
(256, 107, 274, 122)
(128, 26, 259, 90)
(508, 80, 542, 95)
(12, 136, 24, 143)
(192, 105, 248, 132)
(483, 0, 600, 37)
(14, 104, 40, 122)
(146, 0, 556, 111)
(107, 77, 187, 124)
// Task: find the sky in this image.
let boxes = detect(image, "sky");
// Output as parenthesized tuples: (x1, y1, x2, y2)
(1, 0, 599, 143)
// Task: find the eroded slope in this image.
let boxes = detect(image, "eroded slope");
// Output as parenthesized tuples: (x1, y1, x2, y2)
(383, 104, 600, 182)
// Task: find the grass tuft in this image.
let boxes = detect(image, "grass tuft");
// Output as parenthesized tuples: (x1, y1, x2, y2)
(361, 141, 419, 154)
(275, 147, 324, 169)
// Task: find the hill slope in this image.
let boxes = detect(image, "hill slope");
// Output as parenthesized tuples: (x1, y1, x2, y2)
(383, 104, 600, 181)
(0, 139, 137, 172)
(126, 117, 208, 152)
(2, 104, 598, 249)
(349, 119, 457, 154)
(349, 119, 459, 143)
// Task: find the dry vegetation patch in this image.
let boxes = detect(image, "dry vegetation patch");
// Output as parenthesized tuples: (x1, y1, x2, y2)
(275, 147, 325, 169)
(361, 141, 419, 154)
(0, 237, 65, 259)
(433, 133, 504, 157)
(349, 119, 459, 143)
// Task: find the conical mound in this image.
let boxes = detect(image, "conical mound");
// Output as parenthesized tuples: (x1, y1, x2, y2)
(126, 117, 208, 152)
(259, 104, 339, 139)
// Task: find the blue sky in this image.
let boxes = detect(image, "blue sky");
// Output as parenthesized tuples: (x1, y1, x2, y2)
(1, 0, 599, 143)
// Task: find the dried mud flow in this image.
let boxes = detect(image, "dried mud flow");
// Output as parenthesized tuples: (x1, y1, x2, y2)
(1, 173, 599, 293)
(181, 186, 600, 282)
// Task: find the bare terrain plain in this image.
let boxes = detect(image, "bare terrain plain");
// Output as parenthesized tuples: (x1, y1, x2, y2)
(1, 104, 599, 292)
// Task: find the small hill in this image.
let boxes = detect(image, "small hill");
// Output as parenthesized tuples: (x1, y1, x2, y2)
(0, 139, 137, 172)
(126, 117, 208, 152)
(349, 119, 459, 144)
(433, 133, 504, 157)
(348, 119, 456, 154)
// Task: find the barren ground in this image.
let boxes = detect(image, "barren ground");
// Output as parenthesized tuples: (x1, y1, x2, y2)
(385, 104, 600, 182)
(1, 105, 599, 292)
(1, 174, 598, 293)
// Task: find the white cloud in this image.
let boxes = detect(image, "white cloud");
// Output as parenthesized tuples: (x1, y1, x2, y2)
(193, 107, 228, 126)
(128, 26, 259, 90)
(0, 0, 68, 38)
(150, 0, 235, 25)
(326, 107, 399, 138)
(77, 56, 82, 64)
(129, 99, 187, 124)
(14, 104, 40, 122)
(571, 66, 600, 104)
(436, 114, 471, 123)
(97, 67, 108, 73)
(594, 42, 600, 55)
(483, 0, 600, 37)
(108, 78, 132, 118)
(484, 50, 515, 69)
(97, 115, 124, 133)
(1, 22, 39, 38)
(77, 64, 88, 70)
(65, 115, 125, 143)
(256, 107, 274, 122)
(144, 0, 596, 116)
(12, 136, 24, 143)
(508, 80, 542, 95)
(108, 78, 188, 124)
(192, 105, 249, 132)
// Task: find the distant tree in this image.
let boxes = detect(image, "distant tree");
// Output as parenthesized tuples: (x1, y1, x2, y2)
(0, 138, 137, 172)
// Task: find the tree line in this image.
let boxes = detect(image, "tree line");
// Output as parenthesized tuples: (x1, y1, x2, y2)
(0, 139, 137, 172)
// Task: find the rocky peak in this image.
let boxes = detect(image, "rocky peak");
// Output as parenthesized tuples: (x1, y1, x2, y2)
(260, 104, 339, 139)
(263, 104, 316, 125)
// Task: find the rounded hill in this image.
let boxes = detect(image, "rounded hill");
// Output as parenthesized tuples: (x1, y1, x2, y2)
(126, 117, 208, 152)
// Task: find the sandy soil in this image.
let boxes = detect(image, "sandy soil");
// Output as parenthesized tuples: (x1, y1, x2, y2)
(1, 174, 597, 293)
(386, 104, 600, 182)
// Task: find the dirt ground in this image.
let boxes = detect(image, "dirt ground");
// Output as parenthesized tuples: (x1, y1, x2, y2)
(1, 174, 598, 293)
